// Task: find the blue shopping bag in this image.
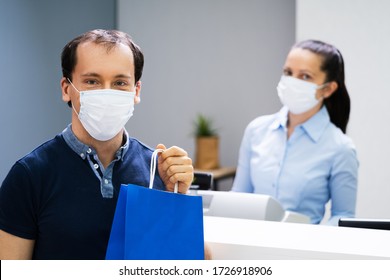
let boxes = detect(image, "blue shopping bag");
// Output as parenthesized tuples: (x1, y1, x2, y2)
(105, 149, 204, 260)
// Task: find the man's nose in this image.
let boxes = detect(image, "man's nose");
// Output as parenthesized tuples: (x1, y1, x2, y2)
(102, 82, 112, 89)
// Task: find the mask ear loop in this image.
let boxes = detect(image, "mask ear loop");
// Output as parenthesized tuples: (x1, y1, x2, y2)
(317, 82, 330, 100)
(67, 78, 82, 116)
(67, 78, 81, 93)
(149, 149, 179, 193)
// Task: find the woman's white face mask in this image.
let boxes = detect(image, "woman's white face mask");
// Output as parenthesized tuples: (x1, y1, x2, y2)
(68, 79, 136, 141)
(277, 75, 327, 114)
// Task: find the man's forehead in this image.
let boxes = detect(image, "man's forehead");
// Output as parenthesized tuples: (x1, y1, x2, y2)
(77, 41, 133, 56)
(74, 41, 135, 77)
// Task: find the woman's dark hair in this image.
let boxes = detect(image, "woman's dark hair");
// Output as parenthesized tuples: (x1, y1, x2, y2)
(293, 40, 350, 133)
(61, 29, 144, 107)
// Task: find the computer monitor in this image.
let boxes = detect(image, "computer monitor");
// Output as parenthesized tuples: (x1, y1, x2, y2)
(338, 218, 390, 230)
(190, 172, 213, 190)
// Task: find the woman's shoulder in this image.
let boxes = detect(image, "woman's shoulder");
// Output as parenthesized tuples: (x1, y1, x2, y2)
(329, 123, 355, 144)
(324, 123, 357, 156)
(246, 108, 286, 131)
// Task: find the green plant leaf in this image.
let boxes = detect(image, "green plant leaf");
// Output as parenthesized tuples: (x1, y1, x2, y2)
(193, 114, 218, 137)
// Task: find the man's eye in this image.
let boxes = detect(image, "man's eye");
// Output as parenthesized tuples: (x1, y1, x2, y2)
(114, 81, 127, 87)
(283, 69, 292, 76)
(302, 74, 311, 80)
(86, 80, 98, 85)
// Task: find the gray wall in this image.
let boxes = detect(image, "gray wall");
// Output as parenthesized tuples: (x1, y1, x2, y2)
(0, 0, 296, 191)
(118, 0, 296, 190)
(0, 0, 116, 182)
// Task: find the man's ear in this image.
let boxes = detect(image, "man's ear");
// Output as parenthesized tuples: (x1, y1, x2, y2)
(61, 77, 71, 103)
(134, 81, 142, 104)
(323, 81, 338, 99)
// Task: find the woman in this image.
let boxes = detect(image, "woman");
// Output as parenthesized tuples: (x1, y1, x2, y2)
(232, 40, 358, 225)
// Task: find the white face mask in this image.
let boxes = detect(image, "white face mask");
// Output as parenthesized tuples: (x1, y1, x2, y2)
(277, 75, 326, 115)
(68, 80, 136, 141)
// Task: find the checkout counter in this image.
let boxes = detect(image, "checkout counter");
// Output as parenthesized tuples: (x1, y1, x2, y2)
(195, 191, 390, 259)
(204, 216, 390, 259)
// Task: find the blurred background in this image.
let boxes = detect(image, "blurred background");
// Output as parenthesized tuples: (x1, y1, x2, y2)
(1, 0, 390, 220)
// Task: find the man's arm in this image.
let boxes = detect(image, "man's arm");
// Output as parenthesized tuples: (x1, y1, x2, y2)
(0, 229, 35, 259)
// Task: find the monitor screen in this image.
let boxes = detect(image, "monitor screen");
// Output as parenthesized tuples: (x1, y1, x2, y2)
(190, 172, 213, 190)
(338, 218, 390, 230)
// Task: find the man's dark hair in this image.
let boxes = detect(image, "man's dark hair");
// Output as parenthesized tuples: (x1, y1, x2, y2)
(61, 29, 144, 107)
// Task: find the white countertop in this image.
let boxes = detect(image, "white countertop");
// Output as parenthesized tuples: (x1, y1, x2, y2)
(204, 216, 390, 259)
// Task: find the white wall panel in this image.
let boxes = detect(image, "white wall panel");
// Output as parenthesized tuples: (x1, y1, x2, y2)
(297, 0, 390, 218)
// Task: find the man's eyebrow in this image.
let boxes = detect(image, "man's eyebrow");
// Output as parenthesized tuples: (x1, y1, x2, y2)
(81, 73, 101, 78)
(114, 74, 132, 79)
(80, 73, 132, 79)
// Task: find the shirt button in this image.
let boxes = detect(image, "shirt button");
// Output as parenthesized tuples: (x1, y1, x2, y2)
(80, 153, 85, 158)
(93, 163, 99, 169)
(87, 148, 92, 154)
(104, 179, 109, 184)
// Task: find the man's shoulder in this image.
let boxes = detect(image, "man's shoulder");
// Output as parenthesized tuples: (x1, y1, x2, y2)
(127, 137, 154, 154)
(17, 134, 67, 167)
(3, 134, 68, 187)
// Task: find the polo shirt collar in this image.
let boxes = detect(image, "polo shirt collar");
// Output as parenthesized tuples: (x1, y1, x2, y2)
(61, 124, 129, 161)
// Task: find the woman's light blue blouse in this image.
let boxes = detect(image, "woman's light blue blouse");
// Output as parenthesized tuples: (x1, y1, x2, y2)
(232, 106, 358, 225)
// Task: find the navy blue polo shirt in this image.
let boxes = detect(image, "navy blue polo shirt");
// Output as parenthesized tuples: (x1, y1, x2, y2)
(0, 126, 165, 259)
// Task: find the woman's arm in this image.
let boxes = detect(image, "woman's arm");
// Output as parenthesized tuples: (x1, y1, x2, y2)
(327, 144, 359, 225)
(231, 124, 255, 193)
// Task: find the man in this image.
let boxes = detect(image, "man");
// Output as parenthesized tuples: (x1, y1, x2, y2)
(0, 29, 194, 259)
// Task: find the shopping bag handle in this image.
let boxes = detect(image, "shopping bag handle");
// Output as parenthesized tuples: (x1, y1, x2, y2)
(149, 149, 179, 193)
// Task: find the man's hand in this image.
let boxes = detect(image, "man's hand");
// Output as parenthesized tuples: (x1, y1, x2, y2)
(156, 144, 194, 194)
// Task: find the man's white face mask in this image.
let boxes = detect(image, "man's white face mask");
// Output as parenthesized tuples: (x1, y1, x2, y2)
(277, 75, 327, 115)
(68, 79, 136, 141)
